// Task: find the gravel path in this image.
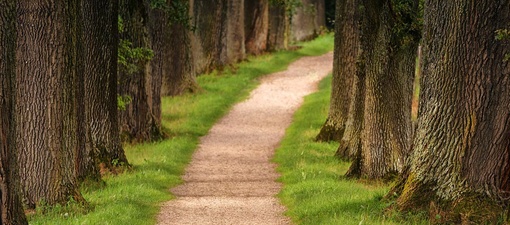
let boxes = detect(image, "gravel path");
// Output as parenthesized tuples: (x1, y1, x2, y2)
(157, 52, 333, 225)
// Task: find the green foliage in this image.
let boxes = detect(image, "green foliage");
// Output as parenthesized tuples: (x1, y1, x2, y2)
(269, 0, 303, 18)
(274, 75, 428, 224)
(117, 16, 154, 75)
(149, 0, 194, 31)
(495, 29, 510, 61)
(495, 29, 510, 40)
(27, 34, 334, 225)
(117, 95, 132, 111)
(118, 39, 154, 75)
(389, 0, 423, 47)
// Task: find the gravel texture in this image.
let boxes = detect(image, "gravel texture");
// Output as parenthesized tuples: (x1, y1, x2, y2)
(157, 52, 333, 225)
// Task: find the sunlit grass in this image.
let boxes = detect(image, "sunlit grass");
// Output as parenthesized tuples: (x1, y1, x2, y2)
(274, 75, 428, 225)
(27, 33, 334, 225)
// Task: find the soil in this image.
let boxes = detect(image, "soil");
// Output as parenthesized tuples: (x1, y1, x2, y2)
(157, 52, 334, 225)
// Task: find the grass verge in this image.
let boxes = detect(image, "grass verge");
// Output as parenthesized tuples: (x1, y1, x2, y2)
(273, 75, 428, 225)
(27, 33, 334, 225)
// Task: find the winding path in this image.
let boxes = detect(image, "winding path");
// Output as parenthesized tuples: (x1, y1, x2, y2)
(157, 52, 333, 225)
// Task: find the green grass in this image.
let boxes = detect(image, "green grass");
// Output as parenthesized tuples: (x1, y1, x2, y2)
(27, 33, 334, 225)
(274, 75, 428, 225)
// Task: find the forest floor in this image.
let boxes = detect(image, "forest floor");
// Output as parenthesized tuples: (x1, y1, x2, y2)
(157, 52, 334, 225)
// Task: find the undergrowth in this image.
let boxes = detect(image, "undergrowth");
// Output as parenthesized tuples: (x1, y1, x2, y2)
(27, 33, 334, 225)
(274, 75, 429, 225)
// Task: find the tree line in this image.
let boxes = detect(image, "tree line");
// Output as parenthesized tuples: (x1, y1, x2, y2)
(320, 0, 509, 223)
(0, 0, 329, 223)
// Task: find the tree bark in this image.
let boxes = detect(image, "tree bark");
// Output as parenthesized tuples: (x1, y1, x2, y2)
(151, 0, 199, 97)
(267, 2, 288, 51)
(190, 0, 245, 74)
(190, 0, 225, 74)
(316, 0, 359, 142)
(118, 0, 163, 142)
(291, 0, 325, 42)
(395, 1, 510, 223)
(245, 0, 269, 55)
(147, 4, 166, 117)
(0, 0, 28, 223)
(344, 0, 418, 179)
(16, 0, 85, 207)
(80, 0, 128, 179)
(220, 0, 246, 65)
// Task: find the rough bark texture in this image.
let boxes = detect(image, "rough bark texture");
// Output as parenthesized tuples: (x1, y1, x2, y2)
(291, 0, 325, 42)
(245, 0, 269, 55)
(81, 0, 128, 179)
(267, 2, 288, 51)
(151, 0, 198, 97)
(0, 0, 28, 223)
(345, 0, 417, 179)
(191, 0, 245, 74)
(146, 3, 164, 125)
(16, 0, 85, 207)
(316, 0, 358, 142)
(190, 0, 225, 74)
(224, 0, 246, 64)
(338, 63, 364, 162)
(118, 0, 163, 142)
(395, 1, 510, 223)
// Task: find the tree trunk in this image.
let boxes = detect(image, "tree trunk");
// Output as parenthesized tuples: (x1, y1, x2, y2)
(245, 0, 269, 55)
(16, 0, 85, 207)
(267, 2, 288, 51)
(191, 0, 245, 74)
(147, 4, 165, 117)
(316, 0, 359, 142)
(190, 0, 225, 74)
(81, 0, 128, 179)
(291, 0, 324, 42)
(0, 0, 28, 223)
(345, 0, 418, 179)
(118, 0, 163, 142)
(151, 0, 199, 97)
(220, 0, 246, 65)
(395, 1, 510, 223)
(314, 0, 326, 31)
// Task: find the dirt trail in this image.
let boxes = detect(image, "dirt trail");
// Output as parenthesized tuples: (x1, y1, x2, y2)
(157, 52, 333, 225)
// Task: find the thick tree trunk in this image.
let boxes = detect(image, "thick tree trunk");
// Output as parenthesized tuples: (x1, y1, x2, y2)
(316, 0, 359, 142)
(0, 0, 28, 223)
(147, 4, 166, 116)
(245, 0, 269, 55)
(191, 0, 245, 74)
(118, 0, 163, 142)
(224, 0, 245, 63)
(190, 0, 224, 74)
(314, 0, 326, 31)
(345, 0, 417, 179)
(81, 0, 128, 179)
(151, 0, 199, 97)
(267, 2, 288, 51)
(395, 1, 510, 223)
(16, 0, 85, 207)
(291, 0, 325, 42)
(337, 66, 364, 162)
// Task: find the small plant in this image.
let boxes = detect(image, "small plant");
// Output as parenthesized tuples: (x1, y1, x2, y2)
(495, 29, 510, 61)
(117, 39, 154, 75)
(117, 16, 154, 75)
(150, 0, 195, 31)
(117, 94, 132, 111)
